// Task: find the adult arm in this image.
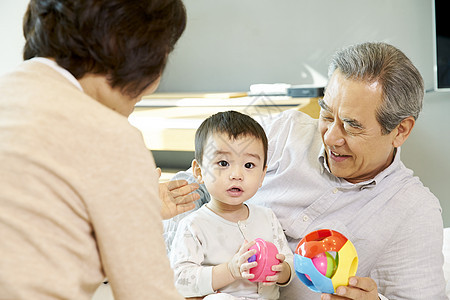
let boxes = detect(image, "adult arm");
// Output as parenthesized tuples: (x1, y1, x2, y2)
(369, 201, 446, 299)
(320, 185, 447, 300)
(328, 193, 446, 300)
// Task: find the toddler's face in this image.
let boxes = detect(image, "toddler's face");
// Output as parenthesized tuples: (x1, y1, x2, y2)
(198, 133, 266, 206)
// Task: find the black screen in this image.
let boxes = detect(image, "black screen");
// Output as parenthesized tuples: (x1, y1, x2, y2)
(435, 0, 450, 89)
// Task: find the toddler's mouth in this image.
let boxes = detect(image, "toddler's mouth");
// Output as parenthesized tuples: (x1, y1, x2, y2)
(227, 187, 244, 197)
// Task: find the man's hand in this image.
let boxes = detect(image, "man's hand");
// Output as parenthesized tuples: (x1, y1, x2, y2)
(321, 276, 379, 300)
(157, 168, 200, 220)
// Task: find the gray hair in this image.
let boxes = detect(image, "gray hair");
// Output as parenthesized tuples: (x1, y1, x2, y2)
(328, 42, 424, 134)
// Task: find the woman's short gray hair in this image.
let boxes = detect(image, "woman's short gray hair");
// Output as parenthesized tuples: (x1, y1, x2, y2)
(328, 42, 424, 134)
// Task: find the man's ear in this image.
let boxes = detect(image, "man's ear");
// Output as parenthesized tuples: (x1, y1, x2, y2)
(191, 159, 204, 184)
(392, 116, 415, 148)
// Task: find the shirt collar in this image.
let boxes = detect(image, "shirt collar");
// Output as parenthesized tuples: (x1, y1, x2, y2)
(30, 57, 84, 92)
(318, 146, 401, 189)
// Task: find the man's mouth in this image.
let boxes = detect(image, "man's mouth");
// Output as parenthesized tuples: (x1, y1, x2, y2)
(331, 150, 346, 157)
(330, 150, 350, 162)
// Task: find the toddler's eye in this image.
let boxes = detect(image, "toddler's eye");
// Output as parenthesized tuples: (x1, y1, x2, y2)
(218, 160, 229, 167)
(244, 162, 255, 169)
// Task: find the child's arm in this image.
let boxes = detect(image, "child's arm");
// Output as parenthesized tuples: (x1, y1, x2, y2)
(211, 240, 257, 291)
(268, 210, 295, 286)
(170, 220, 215, 297)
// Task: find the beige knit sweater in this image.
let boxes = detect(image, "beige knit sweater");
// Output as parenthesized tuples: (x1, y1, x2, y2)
(0, 60, 183, 300)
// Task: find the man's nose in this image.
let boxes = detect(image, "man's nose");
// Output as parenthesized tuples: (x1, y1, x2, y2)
(323, 122, 345, 148)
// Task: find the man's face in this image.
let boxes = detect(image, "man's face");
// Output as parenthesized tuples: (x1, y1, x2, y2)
(318, 70, 398, 183)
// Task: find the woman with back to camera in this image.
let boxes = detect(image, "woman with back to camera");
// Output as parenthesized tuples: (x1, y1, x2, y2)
(0, 0, 198, 299)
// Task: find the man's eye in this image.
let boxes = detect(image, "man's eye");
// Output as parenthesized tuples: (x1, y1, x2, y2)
(244, 162, 255, 169)
(320, 115, 333, 122)
(343, 126, 359, 135)
(218, 160, 228, 167)
(343, 122, 363, 135)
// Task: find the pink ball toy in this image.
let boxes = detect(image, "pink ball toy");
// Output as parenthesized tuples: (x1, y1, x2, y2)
(248, 238, 280, 282)
(306, 252, 337, 280)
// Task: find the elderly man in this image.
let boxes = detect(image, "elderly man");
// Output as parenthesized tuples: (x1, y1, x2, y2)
(165, 42, 447, 300)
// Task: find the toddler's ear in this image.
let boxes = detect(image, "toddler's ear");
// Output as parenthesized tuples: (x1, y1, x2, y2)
(191, 159, 204, 184)
(259, 165, 268, 188)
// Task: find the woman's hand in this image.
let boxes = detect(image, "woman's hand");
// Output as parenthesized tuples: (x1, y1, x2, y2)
(157, 168, 200, 219)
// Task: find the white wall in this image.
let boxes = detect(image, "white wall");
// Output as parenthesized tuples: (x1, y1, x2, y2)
(159, 0, 434, 92)
(0, 0, 28, 75)
(402, 91, 450, 227)
(2, 0, 450, 226)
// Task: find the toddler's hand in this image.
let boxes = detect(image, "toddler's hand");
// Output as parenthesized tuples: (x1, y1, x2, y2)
(227, 240, 257, 280)
(263, 253, 287, 286)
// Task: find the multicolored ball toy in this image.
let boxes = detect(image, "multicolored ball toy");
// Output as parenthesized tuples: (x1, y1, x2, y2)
(248, 238, 280, 282)
(294, 229, 358, 294)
